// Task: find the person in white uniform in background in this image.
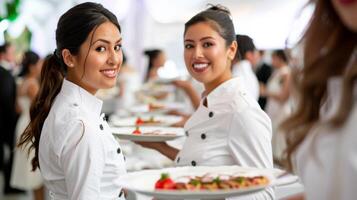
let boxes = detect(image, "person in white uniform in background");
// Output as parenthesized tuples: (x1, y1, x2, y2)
(281, 0, 357, 200)
(16, 3, 127, 200)
(262, 50, 292, 164)
(137, 5, 274, 199)
(232, 35, 260, 100)
(11, 51, 44, 200)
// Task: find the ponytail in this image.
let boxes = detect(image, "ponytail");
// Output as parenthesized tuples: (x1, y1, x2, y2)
(18, 53, 66, 171)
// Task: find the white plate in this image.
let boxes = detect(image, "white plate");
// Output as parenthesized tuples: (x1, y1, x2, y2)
(112, 126, 185, 142)
(117, 166, 275, 200)
(154, 77, 180, 84)
(109, 115, 183, 127)
(128, 102, 185, 114)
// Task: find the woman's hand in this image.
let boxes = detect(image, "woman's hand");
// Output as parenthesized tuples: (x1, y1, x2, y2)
(172, 80, 191, 90)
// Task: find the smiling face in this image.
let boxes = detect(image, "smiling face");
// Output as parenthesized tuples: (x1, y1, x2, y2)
(184, 22, 236, 94)
(65, 21, 122, 94)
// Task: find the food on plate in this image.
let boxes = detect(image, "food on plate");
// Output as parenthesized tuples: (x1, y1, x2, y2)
(132, 126, 141, 135)
(135, 116, 161, 125)
(131, 127, 175, 136)
(154, 173, 269, 190)
(155, 173, 175, 189)
(148, 103, 165, 111)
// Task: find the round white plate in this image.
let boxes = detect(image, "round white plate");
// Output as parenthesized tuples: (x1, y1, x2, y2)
(109, 115, 183, 127)
(116, 166, 275, 200)
(128, 102, 185, 114)
(112, 126, 185, 142)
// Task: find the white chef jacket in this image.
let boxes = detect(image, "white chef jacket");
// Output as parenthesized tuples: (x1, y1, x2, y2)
(176, 77, 274, 199)
(232, 60, 260, 100)
(39, 79, 127, 200)
(295, 77, 357, 200)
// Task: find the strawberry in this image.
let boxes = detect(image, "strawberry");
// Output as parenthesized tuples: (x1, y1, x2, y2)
(155, 173, 176, 189)
(136, 117, 144, 125)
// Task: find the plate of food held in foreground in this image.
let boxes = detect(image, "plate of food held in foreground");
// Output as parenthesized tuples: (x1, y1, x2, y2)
(112, 126, 185, 142)
(116, 165, 275, 200)
(109, 115, 183, 127)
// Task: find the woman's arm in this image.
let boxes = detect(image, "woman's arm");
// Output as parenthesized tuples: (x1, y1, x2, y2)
(286, 194, 305, 200)
(267, 73, 291, 103)
(135, 142, 179, 160)
(228, 109, 273, 168)
(172, 80, 200, 109)
(60, 119, 105, 199)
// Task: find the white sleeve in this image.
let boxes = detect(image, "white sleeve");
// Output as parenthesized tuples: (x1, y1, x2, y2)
(228, 108, 273, 168)
(340, 133, 357, 199)
(59, 119, 105, 200)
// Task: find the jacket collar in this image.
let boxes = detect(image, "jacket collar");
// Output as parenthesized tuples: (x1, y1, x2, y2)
(184, 77, 243, 130)
(60, 79, 103, 117)
(205, 77, 241, 108)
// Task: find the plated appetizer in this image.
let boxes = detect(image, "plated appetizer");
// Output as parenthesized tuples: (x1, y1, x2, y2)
(154, 173, 269, 191)
(135, 116, 161, 125)
(148, 103, 165, 111)
(131, 127, 175, 136)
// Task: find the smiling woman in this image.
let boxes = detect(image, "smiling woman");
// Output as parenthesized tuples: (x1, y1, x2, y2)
(63, 21, 122, 94)
(136, 4, 274, 200)
(16, 2, 127, 200)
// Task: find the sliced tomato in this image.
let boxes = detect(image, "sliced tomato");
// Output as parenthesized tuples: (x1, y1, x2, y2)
(135, 117, 144, 125)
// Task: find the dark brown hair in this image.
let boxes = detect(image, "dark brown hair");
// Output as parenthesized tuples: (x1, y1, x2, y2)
(184, 4, 236, 47)
(18, 51, 40, 77)
(17, 2, 121, 171)
(143, 49, 163, 81)
(281, 0, 357, 170)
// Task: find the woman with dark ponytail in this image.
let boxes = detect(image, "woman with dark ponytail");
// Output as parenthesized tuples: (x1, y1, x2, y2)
(17, 2, 126, 199)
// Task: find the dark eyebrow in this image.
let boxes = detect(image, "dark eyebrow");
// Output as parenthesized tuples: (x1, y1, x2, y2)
(184, 36, 215, 43)
(92, 38, 122, 45)
(200, 36, 215, 41)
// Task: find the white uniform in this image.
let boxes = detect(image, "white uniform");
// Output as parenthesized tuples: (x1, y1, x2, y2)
(295, 77, 357, 200)
(39, 79, 127, 200)
(176, 77, 274, 199)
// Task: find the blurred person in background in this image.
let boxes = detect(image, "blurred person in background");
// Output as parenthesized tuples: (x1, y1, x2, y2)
(11, 51, 44, 200)
(143, 49, 166, 82)
(282, 0, 357, 199)
(0, 43, 16, 73)
(255, 50, 273, 110)
(261, 49, 291, 164)
(0, 42, 23, 194)
(231, 34, 260, 100)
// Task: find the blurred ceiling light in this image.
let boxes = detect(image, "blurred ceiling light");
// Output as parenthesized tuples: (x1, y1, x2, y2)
(144, 0, 204, 23)
(76, 0, 131, 20)
(0, 19, 10, 32)
(7, 15, 25, 38)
